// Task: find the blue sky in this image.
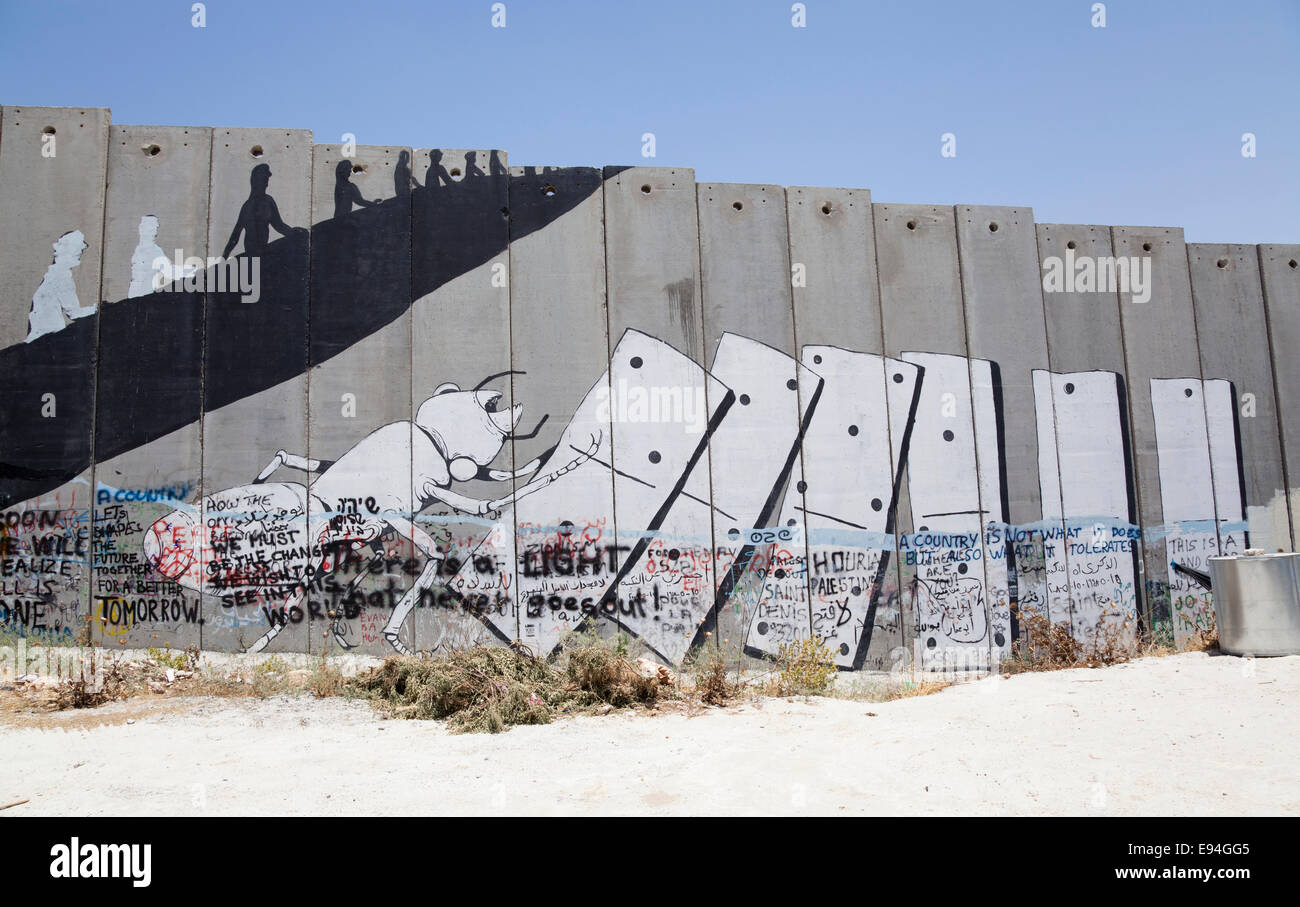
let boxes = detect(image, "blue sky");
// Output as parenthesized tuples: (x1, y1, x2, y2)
(1, 0, 1295, 242)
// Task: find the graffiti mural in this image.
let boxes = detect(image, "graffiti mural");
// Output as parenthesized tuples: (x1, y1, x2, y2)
(0, 110, 1276, 671)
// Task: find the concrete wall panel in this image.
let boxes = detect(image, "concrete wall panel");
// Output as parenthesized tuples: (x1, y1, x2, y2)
(198, 128, 313, 654)
(408, 149, 513, 654)
(602, 167, 718, 663)
(786, 187, 903, 669)
(305, 144, 412, 656)
(697, 184, 809, 670)
(874, 203, 1003, 670)
(1188, 243, 1288, 551)
(1034, 224, 1140, 634)
(0, 106, 109, 643)
(1112, 225, 1210, 643)
(92, 125, 210, 649)
(957, 205, 1050, 633)
(1259, 245, 1300, 544)
(506, 167, 612, 655)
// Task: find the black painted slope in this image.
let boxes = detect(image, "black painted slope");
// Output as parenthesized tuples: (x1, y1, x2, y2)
(0, 167, 607, 508)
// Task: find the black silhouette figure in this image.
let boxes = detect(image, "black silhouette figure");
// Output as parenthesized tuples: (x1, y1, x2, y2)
(463, 151, 485, 179)
(489, 150, 507, 178)
(424, 149, 452, 191)
(395, 150, 417, 198)
(222, 163, 301, 258)
(334, 159, 380, 219)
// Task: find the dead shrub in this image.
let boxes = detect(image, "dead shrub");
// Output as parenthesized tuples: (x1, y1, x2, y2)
(686, 647, 737, 705)
(1002, 607, 1134, 674)
(53, 658, 130, 710)
(353, 640, 668, 733)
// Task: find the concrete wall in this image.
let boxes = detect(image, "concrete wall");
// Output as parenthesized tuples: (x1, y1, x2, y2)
(1, 106, 1294, 672)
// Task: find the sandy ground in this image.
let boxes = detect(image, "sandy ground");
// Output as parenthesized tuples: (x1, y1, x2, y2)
(2, 650, 1296, 816)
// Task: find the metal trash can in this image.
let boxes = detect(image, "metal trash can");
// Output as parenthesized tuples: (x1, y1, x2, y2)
(1208, 552, 1300, 656)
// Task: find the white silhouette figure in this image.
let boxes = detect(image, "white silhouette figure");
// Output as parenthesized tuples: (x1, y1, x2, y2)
(128, 215, 194, 298)
(27, 230, 95, 342)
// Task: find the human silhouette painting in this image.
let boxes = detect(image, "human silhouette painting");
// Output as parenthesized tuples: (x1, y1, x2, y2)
(128, 215, 195, 298)
(333, 159, 380, 219)
(395, 150, 417, 198)
(27, 230, 95, 342)
(222, 163, 302, 259)
(424, 149, 452, 191)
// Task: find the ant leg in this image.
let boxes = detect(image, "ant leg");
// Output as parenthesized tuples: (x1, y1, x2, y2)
(244, 586, 305, 653)
(255, 449, 325, 483)
(380, 518, 443, 656)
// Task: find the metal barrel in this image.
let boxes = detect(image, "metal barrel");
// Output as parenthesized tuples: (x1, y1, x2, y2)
(1208, 553, 1300, 656)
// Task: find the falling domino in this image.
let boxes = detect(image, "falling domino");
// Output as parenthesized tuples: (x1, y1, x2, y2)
(707, 333, 822, 656)
(746, 346, 920, 669)
(602, 330, 731, 665)
(1032, 369, 1139, 647)
(1150, 377, 1245, 646)
(898, 352, 1010, 671)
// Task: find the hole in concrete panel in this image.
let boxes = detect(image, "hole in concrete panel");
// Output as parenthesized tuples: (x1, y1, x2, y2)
(352, 164, 365, 174)
(1289, 260, 1298, 269)
(641, 184, 652, 195)
(906, 220, 917, 230)
(146, 144, 161, 156)
(821, 203, 832, 215)
(732, 201, 743, 211)
(1142, 242, 1152, 252)
(1066, 240, 1077, 250)
(42, 125, 55, 135)
(1064, 382, 1075, 394)
(450, 167, 462, 178)
(988, 222, 999, 232)
(250, 145, 264, 157)
(1217, 259, 1228, 269)
(542, 185, 557, 197)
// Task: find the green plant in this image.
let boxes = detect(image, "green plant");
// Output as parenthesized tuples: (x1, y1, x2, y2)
(771, 637, 837, 696)
(146, 643, 198, 672)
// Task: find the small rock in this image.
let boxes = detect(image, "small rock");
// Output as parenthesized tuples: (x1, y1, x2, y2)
(165, 669, 176, 684)
(126, 719, 136, 725)
(148, 682, 166, 694)
(16, 674, 38, 684)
